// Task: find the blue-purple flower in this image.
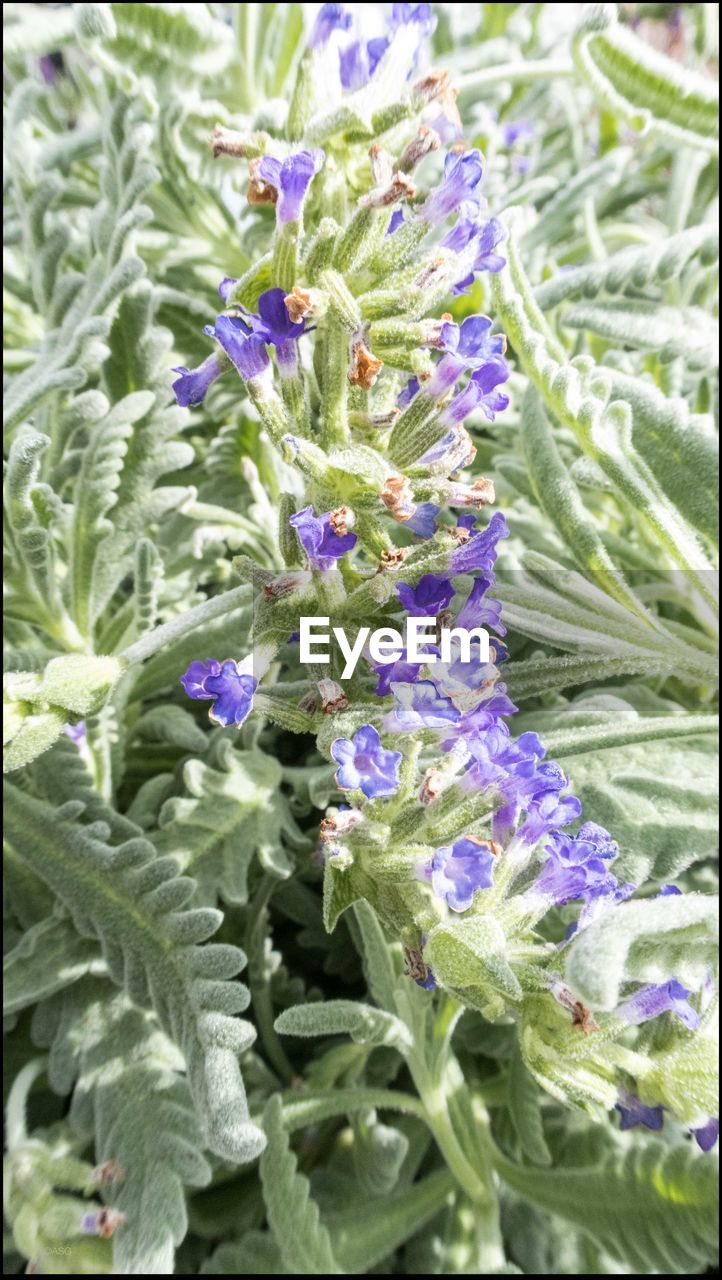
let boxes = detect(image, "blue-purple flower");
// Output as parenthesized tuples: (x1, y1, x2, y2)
(426, 315, 507, 399)
(693, 1117, 719, 1152)
(290, 505, 358, 569)
(257, 149, 325, 224)
(372, 650, 424, 697)
(420, 150, 484, 225)
(534, 828, 616, 906)
(254, 287, 307, 375)
(390, 680, 460, 730)
(615, 1088, 664, 1132)
(397, 574, 455, 617)
(181, 657, 257, 728)
(455, 575, 506, 636)
(309, 2, 352, 49)
(501, 120, 535, 148)
(618, 979, 701, 1031)
(450, 511, 509, 574)
(404, 502, 440, 537)
(430, 836, 496, 911)
(331, 724, 402, 799)
(212, 314, 270, 382)
(172, 352, 226, 406)
(443, 205, 507, 294)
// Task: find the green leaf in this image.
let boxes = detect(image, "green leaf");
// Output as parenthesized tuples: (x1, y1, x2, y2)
(259, 1095, 342, 1275)
(495, 1132, 719, 1272)
(326, 1169, 455, 1273)
(508, 1046, 552, 1167)
(275, 999, 413, 1053)
(565, 894, 718, 1010)
(573, 4, 719, 154)
(3, 915, 101, 1015)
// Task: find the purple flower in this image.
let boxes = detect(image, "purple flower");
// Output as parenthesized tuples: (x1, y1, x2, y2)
(444, 209, 507, 293)
(388, 209, 405, 235)
(331, 724, 402, 799)
(180, 659, 221, 699)
(441, 358, 510, 423)
(218, 277, 237, 303)
(212, 315, 269, 382)
(420, 150, 484, 226)
(450, 511, 509, 574)
(372, 651, 424, 697)
(389, 680, 460, 730)
(517, 791, 583, 847)
(64, 720, 87, 744)
(534, 833, 615, 906)
(397, 574, 455, 617)
(455, 575, 506, 636)
(404, 502, 440, 537)
(290, 505, 358, 569)
(618, 979, 701, 1031)
(172, 352, 226, 406)
(615, 1089, 664, 1133)
(398, 375, 420, 407)
(415, 966, 438, 990)
(339, 39, 372, 90)
(254, 288, 306, 376)
(576, 821, 619, 859)
(181, 658, 257, 728)
(501, 120, 535, 147)
(427, 315, 506, 398)
(658, 883, 682, 896)
(309, 2, 352, 49)
(692, 1118, 719, 1152)
(430, 836, 496, 911)
(39, 53, 62, 85)
(257, 149, 325, 224)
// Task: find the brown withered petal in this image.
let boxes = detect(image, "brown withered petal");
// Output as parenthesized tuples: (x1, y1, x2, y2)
(91, 1159, 125, 1186)
(318, 678, 349, 715)
(471, 476, 496, 506)
(262, 572, 304, 600)
(403, 946, 429, 983)
(419, 767, 444, 805)
(414, 68, 451, 103)
(369, 142, 394, 187)
(348, 340, 383, 389)
(380, 474, 415, 519)
(298, 689, 320, 714)
(247, 156, 277, 205)
(572, 1002, 600, 1035)
(96, 1208, 127, 1240)
(398, 125, 441, 173)
(329, 506, 353, 536)
(284, 285, 314, 323)
(210, 123, 257, 159)
(378, 546, 409, 572)
(361, 172, 417, 209)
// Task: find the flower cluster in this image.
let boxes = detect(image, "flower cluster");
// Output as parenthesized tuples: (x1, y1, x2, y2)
(172, 2, 716, 1157)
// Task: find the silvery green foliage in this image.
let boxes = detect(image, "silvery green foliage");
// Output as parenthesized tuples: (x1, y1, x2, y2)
(2, 2, 719, 1275)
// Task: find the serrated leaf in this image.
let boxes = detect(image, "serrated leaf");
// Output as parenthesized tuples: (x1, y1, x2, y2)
(508, 1046, 552, 1167)
(260, 1095, 342, 1275)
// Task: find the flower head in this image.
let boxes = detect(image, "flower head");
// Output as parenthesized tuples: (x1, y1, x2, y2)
(427, 315, 507, 398)
(290, 505, 358, 569)
(389, 680, 460, 730)
(331, 724, 402, 799)
(430, 836, 496, 910)
(257, 149, 325, 223)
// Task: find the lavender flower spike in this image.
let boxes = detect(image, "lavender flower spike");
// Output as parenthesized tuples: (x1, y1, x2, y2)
(172, 352, 226, 406)
(430, 836, 496, 911)
(257, 149, 325, 224)
(290, 505, 358, 569)
(426, 314, 507, 399)
(331, 724, 402, 799)
(618, 979, 701, 1031)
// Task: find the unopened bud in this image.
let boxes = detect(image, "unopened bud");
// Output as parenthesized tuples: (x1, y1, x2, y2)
(414, 68, 452, 104)
(210, 124, 265, 160)
(348, 408, 400, 431)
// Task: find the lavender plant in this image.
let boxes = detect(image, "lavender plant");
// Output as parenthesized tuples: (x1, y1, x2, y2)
(3, 2, 719, 1275)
